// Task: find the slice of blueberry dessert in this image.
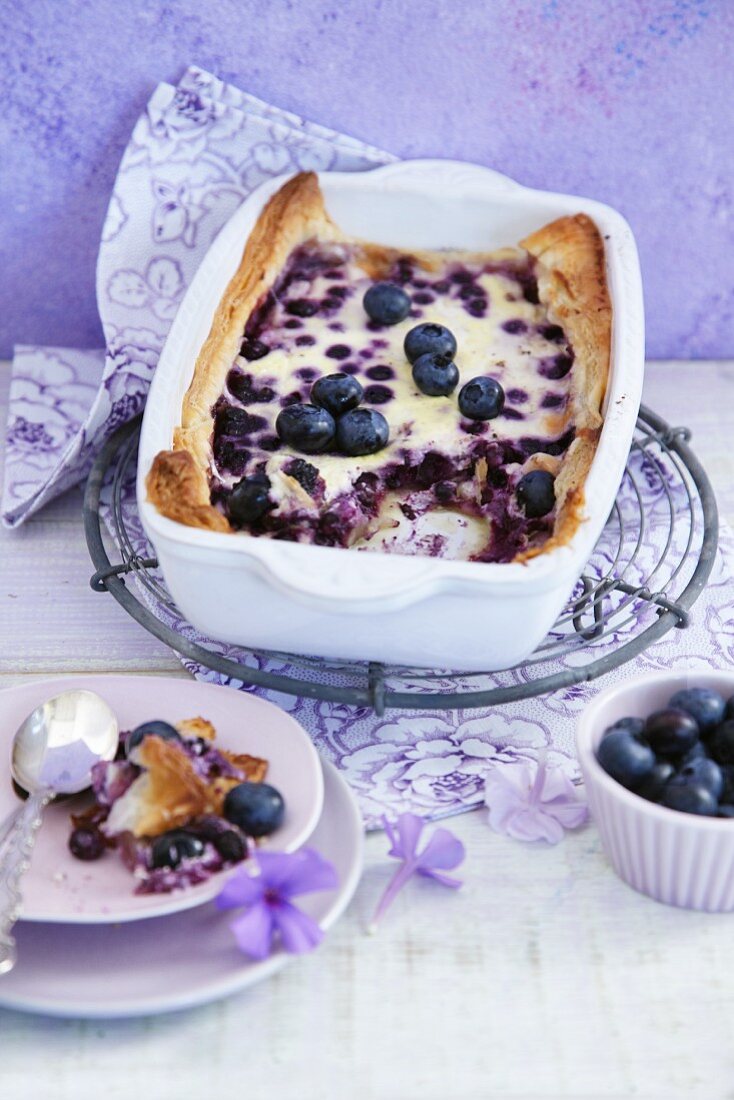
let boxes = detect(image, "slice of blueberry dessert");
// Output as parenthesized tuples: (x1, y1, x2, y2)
(148, 172, 611, 563)
(68, 715, 284, 894)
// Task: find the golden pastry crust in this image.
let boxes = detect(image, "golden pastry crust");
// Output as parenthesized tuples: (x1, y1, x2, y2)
(123, 735, 221, 838)
(518, 214, 612, 560)
(104, 732, 269, 839)
(175, 716, 217, 740)
(147, 173, 611, 562)
(146, 448, 229, 532)
(149, 172, 341, 529)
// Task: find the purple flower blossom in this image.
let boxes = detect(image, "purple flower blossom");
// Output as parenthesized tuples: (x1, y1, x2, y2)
(370, 813, 465, 931)
(216, 848, 338, 961)
(483, 750, 588, 844)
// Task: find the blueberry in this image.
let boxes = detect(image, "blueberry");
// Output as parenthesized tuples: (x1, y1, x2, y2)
(721, 763, 734, 802)
(286, 299, 319, 317)
(634, 760, 675, 802)
(515, 471, 556, 519)
(214, 830, 247, 863)
(412, 352, 460, 397)
(223, 782, 285, 837)
(227, 370, 275, 405)
(325, 344, 352, 360)
(311, 373, 364, 417)
(404, 323, 457, 364)
(670, 756, 724, 799)
(539, 324, 565, 342)
(541, 393, 564, 409)
(644, 708, 699, 757)
(284, 458, 320, 496)
(596, 728, 656, 789)
(276, 403, 336, 454)
(707, 719, 734, 764)
(725, 695, 734, 721)
(69, 826, 106, 861)
(150, 831, 205, 870)
(669, 687, 725, 733)
(363, 282, 411, 325)
(216, 406, 266, 437)
(458, 377, 505, 421)
(242, 338, 271, 360)
(608, 716, 645, 737)
(363, 384, 393, 405)
(126, 720, 181, 756)
(680, 740, 710, 765)
(660, 783, 718, 816)
(240, 338, 269, 361)
(228, 474, 271, 526)
(718, 804, 734, 818)
(336, 408, 390, 456)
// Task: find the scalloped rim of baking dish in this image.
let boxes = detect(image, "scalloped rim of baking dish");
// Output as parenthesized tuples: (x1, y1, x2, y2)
(137, 159, 644, 615)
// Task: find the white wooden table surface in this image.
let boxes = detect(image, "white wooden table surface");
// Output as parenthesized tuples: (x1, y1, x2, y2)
(1, 361, 733, 1100)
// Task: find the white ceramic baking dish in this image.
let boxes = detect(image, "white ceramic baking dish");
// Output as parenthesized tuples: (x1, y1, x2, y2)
(137, 159, 644, 671)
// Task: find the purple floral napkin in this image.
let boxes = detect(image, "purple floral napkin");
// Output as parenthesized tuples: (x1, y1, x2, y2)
(3, 67, 732, 828)
(2, 66, 392, 527)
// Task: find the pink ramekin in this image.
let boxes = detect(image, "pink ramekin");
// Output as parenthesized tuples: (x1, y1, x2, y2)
(576, 669, 734, 912)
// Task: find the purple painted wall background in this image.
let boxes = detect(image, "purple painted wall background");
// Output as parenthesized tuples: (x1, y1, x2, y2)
(1, 0, 732, 360)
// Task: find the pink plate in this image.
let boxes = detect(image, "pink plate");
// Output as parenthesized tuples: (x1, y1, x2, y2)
(0, 760, 363, 1018)
(0, 675, 324, 923)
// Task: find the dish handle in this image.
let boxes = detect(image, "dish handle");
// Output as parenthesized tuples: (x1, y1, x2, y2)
(247, 544, 446, 613)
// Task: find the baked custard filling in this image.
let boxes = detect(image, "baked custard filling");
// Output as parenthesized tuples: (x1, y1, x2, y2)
(147, 172, 611, 565)
(209, 240, 575, 562)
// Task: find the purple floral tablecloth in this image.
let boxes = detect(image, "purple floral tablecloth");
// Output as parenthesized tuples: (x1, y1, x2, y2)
(3, 67, 731, 827)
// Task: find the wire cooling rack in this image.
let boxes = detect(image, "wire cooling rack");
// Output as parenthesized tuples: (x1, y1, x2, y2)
(84, 405, 719, 714)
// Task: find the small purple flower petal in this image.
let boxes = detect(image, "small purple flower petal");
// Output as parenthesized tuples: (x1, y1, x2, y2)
(418, 868, 463, 889)
(492, 805, 565, 844)
(216, 869, 264, 911)
(371, 813, 465, 931)
(270, 899, 325, 954)
(382, 815, 400, 855)
(230, 901, 275, 960)
(415, 828, 466, 873)
(217, 847, 339, 961)
(253, 848, 338, 898)
(483, 755, 588, 845)
(388, 812, 425, 860)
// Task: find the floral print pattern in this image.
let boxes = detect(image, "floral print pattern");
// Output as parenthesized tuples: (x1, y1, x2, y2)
(1, 68, 391, 529)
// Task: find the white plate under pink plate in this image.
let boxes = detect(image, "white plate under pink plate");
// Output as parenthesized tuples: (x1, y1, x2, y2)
(0, 760, 362, 1018)
(0, 675, 324, 923)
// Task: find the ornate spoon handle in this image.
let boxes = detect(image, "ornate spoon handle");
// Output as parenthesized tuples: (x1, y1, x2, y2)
(0, 802, 26, 853)
(0, 789, 52, 976)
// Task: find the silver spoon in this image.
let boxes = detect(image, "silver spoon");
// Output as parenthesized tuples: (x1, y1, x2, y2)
(0, 689, 118, 975)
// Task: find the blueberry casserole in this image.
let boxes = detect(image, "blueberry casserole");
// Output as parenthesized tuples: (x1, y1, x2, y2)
(147, 172, 611, 564)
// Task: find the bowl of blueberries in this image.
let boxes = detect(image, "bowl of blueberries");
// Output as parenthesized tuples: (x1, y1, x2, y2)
(576, 670, 734, 911)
